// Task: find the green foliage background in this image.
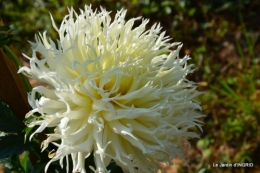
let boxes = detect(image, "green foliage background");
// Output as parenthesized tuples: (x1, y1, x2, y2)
(1, 0, 260, 172)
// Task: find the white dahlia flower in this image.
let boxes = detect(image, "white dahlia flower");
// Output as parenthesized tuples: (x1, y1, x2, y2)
(19, 5, 204, 173)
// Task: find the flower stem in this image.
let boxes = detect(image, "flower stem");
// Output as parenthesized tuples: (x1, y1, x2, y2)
(3, 45, 32, 92)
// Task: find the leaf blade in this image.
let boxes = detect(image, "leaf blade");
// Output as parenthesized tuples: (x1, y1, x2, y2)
(0, 98, 25, 133)
(0, 135, 35, 159)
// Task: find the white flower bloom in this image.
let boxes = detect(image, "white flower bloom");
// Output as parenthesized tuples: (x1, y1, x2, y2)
(19, 5, 204, 173)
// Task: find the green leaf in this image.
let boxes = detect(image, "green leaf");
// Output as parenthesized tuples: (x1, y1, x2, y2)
(197, 138, 210, 149)
(0, 33, 9, 40)
(10, 155, 25, 173)
(24, 126, 35, 141)
(0, 135, 35, 159)
(0, 26, 19, 47)
(204, 149, 212, 157)
(29, 162, 46, 173)
(0, 98, 25, 133)
(7, 38, 21, 45)
(0, 33, 13, 47)
(21, 151, 30, 172)
(188, 8, 196, 16)
(0, 25, 11, 32)
(24, 112, 42, 126)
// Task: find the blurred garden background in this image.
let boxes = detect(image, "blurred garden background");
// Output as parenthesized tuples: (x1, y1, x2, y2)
(1, 0, 260, 173)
